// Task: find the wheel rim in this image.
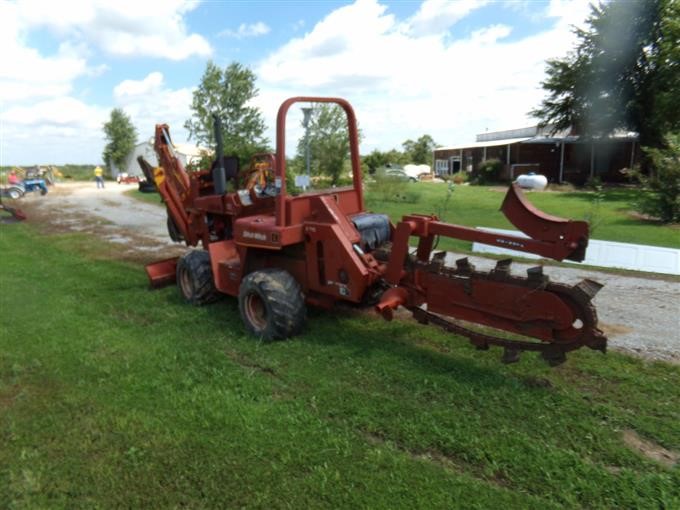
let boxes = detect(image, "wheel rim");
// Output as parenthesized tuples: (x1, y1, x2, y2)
(244, 293, 267, 331)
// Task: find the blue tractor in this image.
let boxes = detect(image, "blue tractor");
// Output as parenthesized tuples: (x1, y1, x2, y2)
(23, 178, 49, 195)
(1, 178, 48, 199)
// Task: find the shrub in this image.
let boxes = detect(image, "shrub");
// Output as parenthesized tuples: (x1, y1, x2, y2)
(472, 158, 502, 184)
(585, 175, 602, 191)
(452, 171, 468, 184)
(368, 170, 422, 204)
(633, 133, 680, 223)
(434, 181, 455, 221)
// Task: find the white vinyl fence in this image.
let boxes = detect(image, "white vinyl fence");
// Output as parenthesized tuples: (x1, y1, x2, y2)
(472, 228, 680, 275)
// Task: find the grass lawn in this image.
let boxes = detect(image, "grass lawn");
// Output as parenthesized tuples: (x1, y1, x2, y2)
(366, 183, 680, 252)
(1, 223, 678, 508)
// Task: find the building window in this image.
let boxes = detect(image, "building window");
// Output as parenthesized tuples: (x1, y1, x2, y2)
(435, 159, 449, 175)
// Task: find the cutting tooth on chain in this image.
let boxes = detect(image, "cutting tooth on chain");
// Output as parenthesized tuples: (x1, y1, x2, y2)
(587, 330, 607, 353)
(455, 257, 475, 274)
(573, 279, 604, 301)
(527, 265, 543, 277)
(432, 251, 447, 263)
(429, 251, 447, 271)
(527, 265, 549, 285)
(492, 258, 513, 278)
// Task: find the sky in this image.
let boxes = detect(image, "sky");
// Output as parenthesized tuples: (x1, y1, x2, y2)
(0, 0, 594, 165)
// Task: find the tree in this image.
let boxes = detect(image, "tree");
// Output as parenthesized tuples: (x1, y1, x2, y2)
(102, 108, 137, 173)
(295, 104, 351, 185)
(402, 134, 437, 165)
(362, 150, 390, 174)
(362, 148, 410, 174)
(635, 132, 680, 222)
(184, 61, 268, 163)
(532, 0, 679, 155)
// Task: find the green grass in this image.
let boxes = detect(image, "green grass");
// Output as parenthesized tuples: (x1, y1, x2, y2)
(365, 183, 680, 251)
(1, 224, 679, 508)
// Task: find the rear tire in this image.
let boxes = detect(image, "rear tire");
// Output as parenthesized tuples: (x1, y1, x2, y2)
(8, 187, 23, 200)
(177, 250, 219, 305)
(238, 269, 306, 341)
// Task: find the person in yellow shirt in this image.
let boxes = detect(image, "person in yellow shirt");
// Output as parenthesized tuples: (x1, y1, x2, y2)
(94, 166, 104, 189)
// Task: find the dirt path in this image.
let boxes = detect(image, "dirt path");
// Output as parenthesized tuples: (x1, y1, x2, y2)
(16, 181, 186, 262)
(16, 181, 680, 363)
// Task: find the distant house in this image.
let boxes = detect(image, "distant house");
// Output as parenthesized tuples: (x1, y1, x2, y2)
(115, 139, 211, 177)
(433, 126, 639, 184)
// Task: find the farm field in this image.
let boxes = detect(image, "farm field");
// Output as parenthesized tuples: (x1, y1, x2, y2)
(1, 204, 679, 508)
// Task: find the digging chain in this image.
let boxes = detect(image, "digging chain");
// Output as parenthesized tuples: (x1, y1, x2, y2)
(412, 257, 607, 366)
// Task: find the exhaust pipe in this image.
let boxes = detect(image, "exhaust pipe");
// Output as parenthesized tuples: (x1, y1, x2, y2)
(212, 114, 227, 195)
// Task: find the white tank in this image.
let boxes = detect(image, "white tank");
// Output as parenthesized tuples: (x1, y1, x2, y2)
(516, 173, 548, 190)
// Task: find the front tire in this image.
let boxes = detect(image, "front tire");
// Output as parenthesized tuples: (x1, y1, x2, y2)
(238, 269, 306, 341)
(177, 250, 219, 305)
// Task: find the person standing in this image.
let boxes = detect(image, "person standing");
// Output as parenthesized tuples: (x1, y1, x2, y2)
(94, 166, 105, 189)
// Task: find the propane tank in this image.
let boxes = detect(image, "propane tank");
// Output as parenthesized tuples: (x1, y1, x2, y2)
(516, 173, 548, 190)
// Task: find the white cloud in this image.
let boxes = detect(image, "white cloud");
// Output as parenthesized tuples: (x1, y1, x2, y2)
(219, 22, 271, 39)
(114, 72, 165, 98)
(256, 0, 592, 155)
(1, 74, 194, 164)
(0, 1, 209, 163)
(546, 0, 593, 30)
(405, 0, 490, 36)
(3, 97, 107, 128)
(12, 0, 212, 60)
(112, 72, 194, 145)
(1, 97, 109, 164)
(0, 5, 90, 102)
(469, 24, 512, 45)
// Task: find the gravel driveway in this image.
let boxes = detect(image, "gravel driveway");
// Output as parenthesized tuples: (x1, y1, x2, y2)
(18, 181, 680, 363)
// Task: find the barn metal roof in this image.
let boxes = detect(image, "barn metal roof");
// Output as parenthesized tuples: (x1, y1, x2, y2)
(435, 137, 532, 152)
